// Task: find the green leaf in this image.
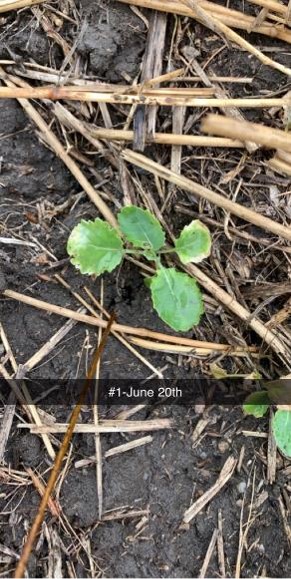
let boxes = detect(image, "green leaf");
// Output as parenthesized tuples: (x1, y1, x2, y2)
(150, 267, 204, 331)
(67, 219, 124, 275)
(174, 220, 211, 264)
(118, 206, 165, 251)
(243, 391, 270, 418)
(272, 409, 291, 457)
(144, 277, 152, 289)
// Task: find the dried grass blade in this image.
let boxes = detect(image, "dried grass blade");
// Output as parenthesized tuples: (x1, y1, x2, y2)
(121, 149, 291, 242)
(0, 0, 44, 12)
(3, 289, 258, 353)
(202, 113, 291, 153)
(116, 0, 291, 45)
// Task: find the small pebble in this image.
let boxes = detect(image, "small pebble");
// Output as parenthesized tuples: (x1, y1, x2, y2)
(237, 481, 247, 494)
(218, 440, 229, 453)
(194, 397, 205, 414)
(199, 451, 207, 460)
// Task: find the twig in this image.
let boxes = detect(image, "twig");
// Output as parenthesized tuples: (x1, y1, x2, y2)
(0, 237, 36, 247)
(134, 10, 167, 149)
(116, 0, 291, 45)
(0, 0, 44, 12)
(0, 324, 17, 463)
(11, 66, 253, 85)
(74, 436, 153, 467)
(122, 149, 291, 241)
(89, 127, 243, 148)
(217, 510, 226, 577)
(26, 468, 61, 518)
(199, 529, 218, 578)
(18, 419, 172, 434)
(31, 6, 71, 58)
(278, 495, 291, 547)
(0, 393, 15, 463)
(183, 456, 237, 523)
(250, 7, 270, 31)
(128, 336, 257, 358)
(0, 322, 18, 373)
(180, 0, 291, 77)
(180, 48, 258, 153)
(104, 435, 153, 458)
(3, 289, 258, 354)
(0, 323, 56, 461)
(17, 312, 84, 379)
(269, 153, 291, 176)
(248, 0, 288, 16)
(0, 84, 290, 107)
(202, 113, 291, 153)
(102, 508, 149, 521)
(235, 468, 256, 578)
(53, 103, 118, 169)
(171, 106, 186, 177)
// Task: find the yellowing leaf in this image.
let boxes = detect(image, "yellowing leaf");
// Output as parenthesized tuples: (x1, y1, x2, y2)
(174, 220, 211, 264)
(67, 219, 124, 275)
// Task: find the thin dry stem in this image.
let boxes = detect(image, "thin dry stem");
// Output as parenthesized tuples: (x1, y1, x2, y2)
(0, 84, 290, 108)
(18, 420, 172, 434)
(122, 149, 291, 242)
(0, 0, 44, 12)
(116, 0, 291, 47)
(89, 127, 243, 148)
(181, 0, 291, 76)
(183, 456, 237, 523)
(3, 289, 258, 354)
(202, 114, 291, 153)
(0, 79, 291, 107)
(248, 0, 287, 16)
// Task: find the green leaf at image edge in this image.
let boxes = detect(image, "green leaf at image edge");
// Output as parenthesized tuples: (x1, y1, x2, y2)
(174, 220, 211, 264)
(118, 205, 165, 251)
(243, 391, 270, 418)
(272, 409, 291, 458)
(67, 218, 124, 275)
(150, 267, 204, 332)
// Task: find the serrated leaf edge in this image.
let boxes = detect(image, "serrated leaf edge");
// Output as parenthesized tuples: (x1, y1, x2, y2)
(67, 218, 124, 276)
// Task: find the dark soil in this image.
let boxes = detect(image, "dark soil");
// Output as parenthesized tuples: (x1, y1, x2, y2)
(0, 1, 291, 577)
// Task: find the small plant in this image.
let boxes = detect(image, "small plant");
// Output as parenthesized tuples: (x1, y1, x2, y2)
(243, 385, 291, 458)
(67, 206, 211, 331)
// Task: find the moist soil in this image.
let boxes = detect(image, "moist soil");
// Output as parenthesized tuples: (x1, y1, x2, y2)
(0, 1, 291, 577)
